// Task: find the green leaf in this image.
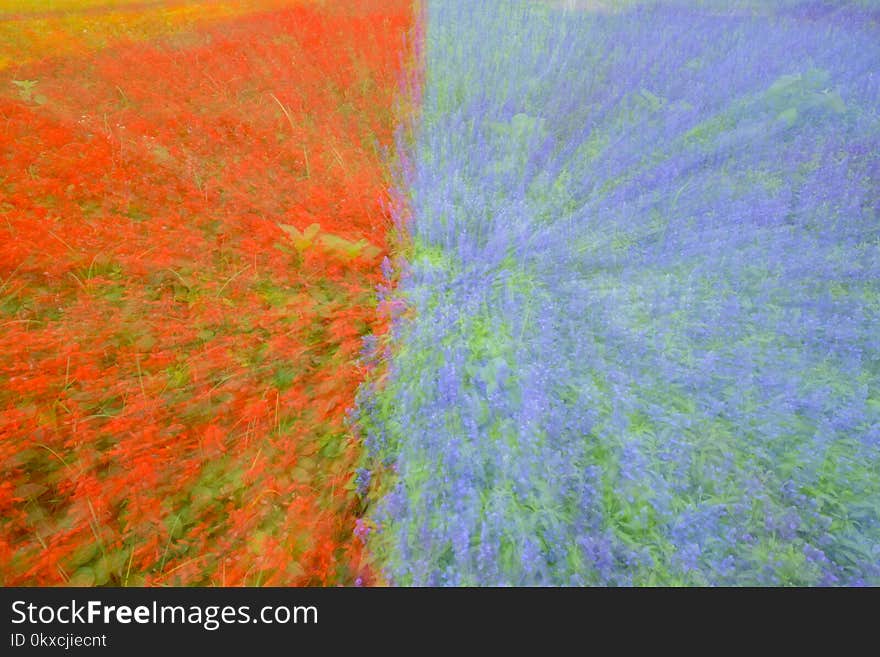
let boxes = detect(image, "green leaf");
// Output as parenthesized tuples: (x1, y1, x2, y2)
(69, 567, 96, 586)
(11, 79, 38, 101)
(11, 79, 38, 91)
(639, 88, 664, 112)
(777, 107, 798, 126)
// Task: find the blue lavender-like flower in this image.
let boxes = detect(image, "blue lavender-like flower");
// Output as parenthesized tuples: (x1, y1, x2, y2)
(354, 468, 372, 498)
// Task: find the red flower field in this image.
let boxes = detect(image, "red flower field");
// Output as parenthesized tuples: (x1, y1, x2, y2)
(0, 0, 415, 586)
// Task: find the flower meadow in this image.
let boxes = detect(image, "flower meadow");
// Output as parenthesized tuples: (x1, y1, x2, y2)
(355, 0, 880, 586)
(2, 0, 879, 588)
(1, 0, 415, 586)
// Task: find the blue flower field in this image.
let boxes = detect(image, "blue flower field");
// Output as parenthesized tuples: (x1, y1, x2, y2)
(354, 0, 880, 586)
